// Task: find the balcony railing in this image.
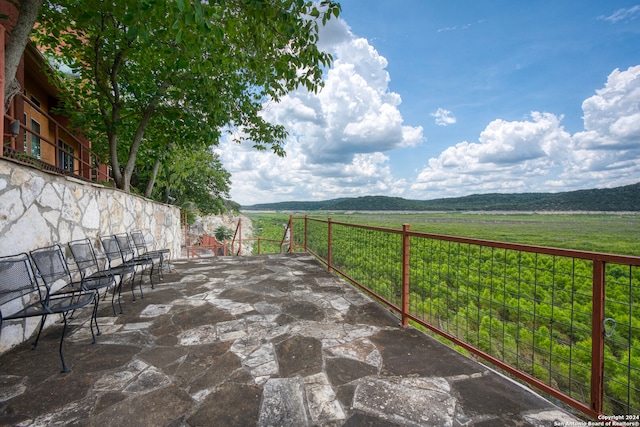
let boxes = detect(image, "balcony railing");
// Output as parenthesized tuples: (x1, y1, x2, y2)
(2, 93, 111, 184)
(255, 215, 640, 419)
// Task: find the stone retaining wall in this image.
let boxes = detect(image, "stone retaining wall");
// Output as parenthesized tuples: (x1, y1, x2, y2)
(0, 158, 182, 351)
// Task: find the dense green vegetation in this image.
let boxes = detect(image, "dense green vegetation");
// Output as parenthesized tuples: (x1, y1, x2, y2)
(245, 214, 291, 254)
(243, 182, 640, 212)
(245, 211, 640, 415)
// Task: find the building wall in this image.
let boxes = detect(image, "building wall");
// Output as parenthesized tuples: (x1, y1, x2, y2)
(23, 80, 52, 161)
(0, 158, 182, 352)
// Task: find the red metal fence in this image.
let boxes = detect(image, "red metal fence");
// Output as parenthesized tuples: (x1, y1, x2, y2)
(279, 215, 640, 419)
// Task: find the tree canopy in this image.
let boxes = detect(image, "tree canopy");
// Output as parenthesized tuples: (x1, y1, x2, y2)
(36, 0, 341, 199)
(143, 144, 232, 215)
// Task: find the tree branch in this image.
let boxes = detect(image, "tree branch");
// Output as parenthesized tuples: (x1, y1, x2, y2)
(3, 0, 43, 111)
(121, 81, 171, 191)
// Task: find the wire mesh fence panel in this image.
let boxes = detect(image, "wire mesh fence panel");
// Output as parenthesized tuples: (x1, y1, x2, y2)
(330, 223, 403, 308)
(290, 218, 307, 252)
(305, 219, 329, 261)
(408, 236, 597, 409)
(603, 263, 640, 415)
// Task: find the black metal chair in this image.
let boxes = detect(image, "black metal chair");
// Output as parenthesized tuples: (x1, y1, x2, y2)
(29, 244, 115, 319)
(0, 253, 99, 373)
(68, 238, 136, 315)
(130, 230, 171, 279)
(100, 235, 151, 299)
(115, 233, 156, 288)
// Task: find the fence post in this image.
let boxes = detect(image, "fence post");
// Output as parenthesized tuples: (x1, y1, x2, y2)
(590, 258, 605, 415)
(328, 217, 333, 273)
(401, 224, 410, 328)
(0, 25, 5, 157)
(288, 215, 293, 253)
(238, 217, 242, 255)
(304, 215, 308, 251)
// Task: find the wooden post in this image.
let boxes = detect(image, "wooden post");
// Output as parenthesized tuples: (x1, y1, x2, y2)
(304, 215, 308, 252)
(327, 217, 333, 272)
(590, 258, 605, 415)
(288, 215, 293, 253)
(1, 24, 5, 156)
(237, 217, 242, 255)
(401, 224, 410, 327)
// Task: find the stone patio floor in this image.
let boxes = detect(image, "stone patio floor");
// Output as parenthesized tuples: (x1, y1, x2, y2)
(0, 253, 583, 426)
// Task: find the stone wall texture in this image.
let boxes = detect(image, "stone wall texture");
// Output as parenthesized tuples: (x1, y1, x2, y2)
(0, 158, 182, 352)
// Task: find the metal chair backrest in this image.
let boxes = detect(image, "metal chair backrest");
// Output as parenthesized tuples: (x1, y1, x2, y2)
(130, 230, 148, 254)
(0, 253, 41, 309)
(68, 238, 101, 277)
(114, 234, 136, 263)
(100, 235, 124, 267)
(29, 244, 73, 288)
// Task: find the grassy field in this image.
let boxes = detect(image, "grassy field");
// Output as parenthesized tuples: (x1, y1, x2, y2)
(244, 212, 640, 257)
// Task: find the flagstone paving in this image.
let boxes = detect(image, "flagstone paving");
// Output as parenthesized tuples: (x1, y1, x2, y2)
(0, 253, 581, 426)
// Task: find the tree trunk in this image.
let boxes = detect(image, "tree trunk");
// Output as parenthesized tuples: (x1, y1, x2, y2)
(3, 0, 44, 112)
(118, 83, 169, 192)
(109, 132, 125, 190)
(144, 141, 173, 198)
(144, 157, 162, 198)
(106, 104, 125, 190)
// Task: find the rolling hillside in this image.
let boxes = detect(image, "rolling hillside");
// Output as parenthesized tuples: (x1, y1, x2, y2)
(241, 182, 640, 212)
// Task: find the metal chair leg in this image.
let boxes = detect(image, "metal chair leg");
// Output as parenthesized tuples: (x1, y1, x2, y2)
(32, 314, 48, 350)
(130, 271, 138, 301)
(59, 312, 70, 373)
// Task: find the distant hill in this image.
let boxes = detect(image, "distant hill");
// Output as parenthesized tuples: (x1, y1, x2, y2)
(241, 182, 640, 212)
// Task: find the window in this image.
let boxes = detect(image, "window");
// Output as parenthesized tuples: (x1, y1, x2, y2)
(30, 95, 41, 108)
(58, 139, 74, 172)
(30, 119, 41, 159)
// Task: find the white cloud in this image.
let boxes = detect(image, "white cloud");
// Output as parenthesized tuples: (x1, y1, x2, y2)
(432, 108, 457, 126)
(272, 19, 425, 165)
(565, 65, 640, 187)
(221, 18, 423, 205)
(574, 65, 640, 150)
(599, 5, 640, 23)
(410, 65, 640, 199)
(411, 112, 571, 196)
(437, 26, 458, 33)
(217, 137, 406, 204)
(436, 21, 479, 33)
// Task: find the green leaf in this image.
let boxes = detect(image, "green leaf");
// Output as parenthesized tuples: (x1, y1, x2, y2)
(123, 13, 135, 25)
(176, 58, 188, 69)
(193, 1, 203, 24)
(127, 25, 138, 39)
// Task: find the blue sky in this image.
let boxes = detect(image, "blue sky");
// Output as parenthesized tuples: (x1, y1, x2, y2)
(218, 1, 640, 206)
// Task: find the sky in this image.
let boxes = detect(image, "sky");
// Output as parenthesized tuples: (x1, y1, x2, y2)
(216, 1, 640, 206)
